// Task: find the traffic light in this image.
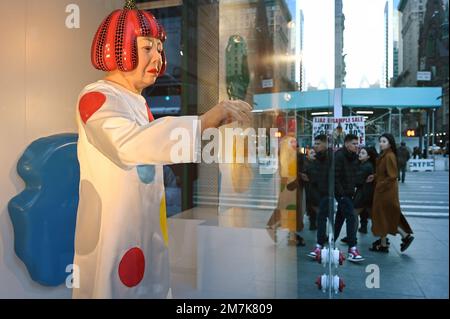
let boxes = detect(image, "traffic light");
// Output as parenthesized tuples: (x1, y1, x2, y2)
(405, 129, 417, 137)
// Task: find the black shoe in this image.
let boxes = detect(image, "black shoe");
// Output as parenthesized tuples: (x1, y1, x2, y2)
(400, 235, 414, 252)
(340, 237, 349, 244)
(358, 225, 368, 234)
(369, 243, 389, 253)
(372, 238, 390, 247)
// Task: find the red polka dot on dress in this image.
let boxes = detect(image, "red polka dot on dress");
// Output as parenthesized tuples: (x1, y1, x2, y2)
(118, 247, 146, 288)
(79, 92, 106, 124)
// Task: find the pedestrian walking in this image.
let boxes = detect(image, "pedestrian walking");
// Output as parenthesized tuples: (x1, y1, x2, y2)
(307, 134, 365, 263)
(397, 142, 410, 183)
(370, 133, 414, 253)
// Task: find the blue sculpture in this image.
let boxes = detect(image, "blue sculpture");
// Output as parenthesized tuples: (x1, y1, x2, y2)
(8, 134, 80, 286)
(8, 133, 181, 286)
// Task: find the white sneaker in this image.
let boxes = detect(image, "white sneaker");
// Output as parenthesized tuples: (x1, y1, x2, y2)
(307, 244, 322, 259)
(347, 247, 365, 263)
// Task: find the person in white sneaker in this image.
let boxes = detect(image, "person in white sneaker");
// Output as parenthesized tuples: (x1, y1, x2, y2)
(334, 134, 365, 263)
(304, 135, 331, 260)
(306, 134, 365, 263)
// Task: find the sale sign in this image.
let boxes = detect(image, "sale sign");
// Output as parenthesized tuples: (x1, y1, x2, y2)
(312, 116, 366, 146)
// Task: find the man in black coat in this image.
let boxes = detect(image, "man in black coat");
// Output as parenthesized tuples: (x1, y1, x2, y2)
(332, 134, 365, 262)
(303, 135, 331, 260)
(305, 134, 364, 262)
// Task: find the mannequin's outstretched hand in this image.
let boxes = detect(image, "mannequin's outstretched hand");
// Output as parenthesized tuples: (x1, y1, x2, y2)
(200, 100, 252, 132)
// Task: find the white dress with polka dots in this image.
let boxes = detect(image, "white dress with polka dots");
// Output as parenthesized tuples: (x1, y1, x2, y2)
(72, 80, 199, 299)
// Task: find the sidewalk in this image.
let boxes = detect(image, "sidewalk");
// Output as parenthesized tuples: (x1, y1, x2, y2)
(169, 209, 449, 299)
(170, 171, 448, 299)
(293, 216, 449, 299)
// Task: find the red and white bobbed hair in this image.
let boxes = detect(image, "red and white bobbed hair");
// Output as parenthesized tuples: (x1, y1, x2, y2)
(91, 0, 167, 75)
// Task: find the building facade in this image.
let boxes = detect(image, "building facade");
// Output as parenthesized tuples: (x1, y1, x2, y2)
(297, 10, 305, 91)
(395, 0, 428, 86)
(418, 0, 449, 141)
(219, 0, 295, 102)
(392, 0, 401, 84)
(383, 0, 394, 88)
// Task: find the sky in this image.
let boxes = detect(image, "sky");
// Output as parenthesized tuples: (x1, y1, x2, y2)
(286, 0, 389, 89)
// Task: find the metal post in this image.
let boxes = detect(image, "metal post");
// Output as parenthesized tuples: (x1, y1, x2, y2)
(398, 107, 402, 143)
(419, 110, 425, 152)
(388, 108, 392, 133)
(426, 110, 430, 158)
(432, 108, 435, 148)
(334, 88, 343, 118)
(328, 0, 344, 299)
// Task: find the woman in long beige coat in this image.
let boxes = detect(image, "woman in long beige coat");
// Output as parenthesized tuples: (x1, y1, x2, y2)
(370, 133, 414, 253)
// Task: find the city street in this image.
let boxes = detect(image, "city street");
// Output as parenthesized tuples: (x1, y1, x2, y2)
(294, 171, 449, 299)
(399, 171, 449, 218)
(173, 170, 449, 299)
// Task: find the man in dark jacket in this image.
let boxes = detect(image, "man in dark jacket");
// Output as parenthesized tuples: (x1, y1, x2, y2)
(305, 134, 364, 262)
(303, 135, 331, 260)
(332, 134, 364, 262)
(397, 142, 410, 183)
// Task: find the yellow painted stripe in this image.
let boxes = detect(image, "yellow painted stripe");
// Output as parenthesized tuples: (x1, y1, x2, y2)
(160, 193, 169, 246)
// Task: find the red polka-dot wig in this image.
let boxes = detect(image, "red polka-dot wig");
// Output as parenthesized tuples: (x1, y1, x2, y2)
(91, 0, 167, 75)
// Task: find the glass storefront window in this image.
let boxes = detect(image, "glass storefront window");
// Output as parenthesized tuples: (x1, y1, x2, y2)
(0, 0, 447, 300)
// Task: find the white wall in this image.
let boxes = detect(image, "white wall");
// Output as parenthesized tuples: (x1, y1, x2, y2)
(0, 0, 123, 298)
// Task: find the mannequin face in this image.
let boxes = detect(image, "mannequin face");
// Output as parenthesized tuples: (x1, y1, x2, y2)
(117, 37, 164, 92)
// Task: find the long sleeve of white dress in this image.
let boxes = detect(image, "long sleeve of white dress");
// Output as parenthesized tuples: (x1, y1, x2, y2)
(82, 88, 200, 169)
